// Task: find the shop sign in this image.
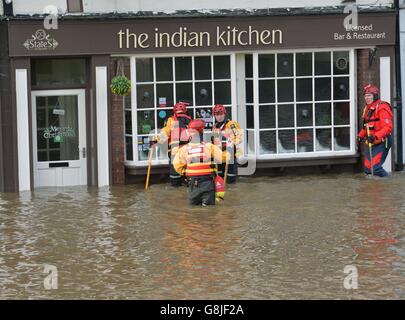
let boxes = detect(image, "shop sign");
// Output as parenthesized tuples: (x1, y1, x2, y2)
(23, 29, 59, 51)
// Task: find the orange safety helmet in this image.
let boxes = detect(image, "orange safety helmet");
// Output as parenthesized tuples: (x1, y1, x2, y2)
(173, 102, 189, 114)
(188, 119, 205, 133)
(363, 84, 380, 96)
(213, 104, 226, 115)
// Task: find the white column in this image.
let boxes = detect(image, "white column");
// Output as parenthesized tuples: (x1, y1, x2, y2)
(16, 69, 31, 191)
(96, 66, 110, 187)
(380, 56, 392, 173)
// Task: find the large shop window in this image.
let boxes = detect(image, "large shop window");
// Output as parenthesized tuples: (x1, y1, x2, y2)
(125, 55, 234, 164)
(245, 50, 355, 158)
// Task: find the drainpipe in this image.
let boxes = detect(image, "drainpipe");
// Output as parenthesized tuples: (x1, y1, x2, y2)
(2, 0, 13, 16)
(395, 0, 404, 171)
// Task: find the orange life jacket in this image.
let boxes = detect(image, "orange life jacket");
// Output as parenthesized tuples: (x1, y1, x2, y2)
(185, 143, 216, 177)
(169, 113, 192, 148)
(362, 100, 393, 144)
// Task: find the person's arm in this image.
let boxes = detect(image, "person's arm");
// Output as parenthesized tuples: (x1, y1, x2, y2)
(358, 128, 366, 139)
(374, 105, 393, 140)
(226, 121, 244, 158)
(157, 117, 173, 143)
(173, 146, 187, 175)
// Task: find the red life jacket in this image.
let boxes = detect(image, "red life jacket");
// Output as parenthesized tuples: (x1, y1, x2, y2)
(362, 100, 393, 143)
(185, 143, 216, 177)
(169, 113, 192, 148)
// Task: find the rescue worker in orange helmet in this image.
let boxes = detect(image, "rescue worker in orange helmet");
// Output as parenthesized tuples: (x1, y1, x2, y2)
(150, 102, 193, 186)
(357, 84, 393, 177)
(173, 119, 229, 206)
(212, 104, 243, 184)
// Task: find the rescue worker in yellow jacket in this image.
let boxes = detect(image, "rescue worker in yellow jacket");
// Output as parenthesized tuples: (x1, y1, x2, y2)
(150, 102, 192, 187)
(212, 104, 243, 184)
(173, 119, 229, 206)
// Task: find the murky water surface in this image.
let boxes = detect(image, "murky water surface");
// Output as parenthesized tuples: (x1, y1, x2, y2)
(1, 173, 405, 299)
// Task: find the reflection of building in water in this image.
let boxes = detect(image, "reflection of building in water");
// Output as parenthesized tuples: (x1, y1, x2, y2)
(154, 211, 239, 298)
(352, 182, 402, 297)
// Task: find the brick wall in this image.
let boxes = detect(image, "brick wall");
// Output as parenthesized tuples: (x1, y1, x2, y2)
(110, 57, 130, 185)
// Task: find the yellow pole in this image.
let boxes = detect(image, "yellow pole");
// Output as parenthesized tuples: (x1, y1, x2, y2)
(366, 125, 374, 177)
(223, 159, 229, 188)
(145, 144, 155, 191)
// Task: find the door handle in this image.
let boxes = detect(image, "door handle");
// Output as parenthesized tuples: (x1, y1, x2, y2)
(81, 147, 86, 158)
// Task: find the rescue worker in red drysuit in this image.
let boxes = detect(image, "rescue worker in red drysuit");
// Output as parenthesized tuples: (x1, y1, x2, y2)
(150, 102, 193, 186)
(212, 104, 243, 184)
(357, 84, 393, 177)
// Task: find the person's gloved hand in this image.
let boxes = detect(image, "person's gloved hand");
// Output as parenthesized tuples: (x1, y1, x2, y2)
(367, 135, 376, 144)
(357, 136, 365, 145)
(149, 139, 158, 148)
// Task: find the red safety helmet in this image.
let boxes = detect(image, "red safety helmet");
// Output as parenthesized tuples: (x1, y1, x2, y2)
(363, 84, 380, 96)
(213, 104, 226, 115)
(188, 119, 205, 133)
(173, 102, 189, 114)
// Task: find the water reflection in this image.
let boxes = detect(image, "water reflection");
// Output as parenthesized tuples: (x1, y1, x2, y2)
(0, 173, 404, 299)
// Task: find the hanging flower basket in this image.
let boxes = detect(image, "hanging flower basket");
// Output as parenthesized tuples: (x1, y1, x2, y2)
(110, 59, 131, 96)
(110, 75, 131, 96)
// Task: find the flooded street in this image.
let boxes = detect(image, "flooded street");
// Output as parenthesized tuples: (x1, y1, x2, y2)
(1, 173, 405, 300)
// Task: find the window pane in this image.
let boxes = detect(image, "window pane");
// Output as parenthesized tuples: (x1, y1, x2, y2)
(124, 95, 131, 110)
(126, 136, 133, 161)
(246, 80, 253, 103)
(136, 84, 154, 109)
(278, 130, 295, 153)
(137, 136, 151, 161)
(296, 78, 312, 102)
(296, 52, 312, 76)
(195, 82, 212, 106)
(277, 79, 294, 103)
(334, 127, 350, 150)
(214, 56, 230, 79)
(195, 56, 211, 80)
(316, 128, 332, 151)
(32, 58, 86, 87)
(297, 104, 313, 127)
(315, 103, 331, 126)
(277, 54, 293, 77)
(259, 105, 276, 129)
(333, 77, 349, 100)
(260, 131, 276, 154)
(136, 58, 153, 82)
(125, 110, 132, 134)
(175, 57, 192, 80)
(245, 54, 253, 78)
(176, 83, 193, 105)
(157, 109, 172, 129)
(278, 104, 294, 128)
(297, 129, 314, 152)
(246, 105, 254, 129)
(334, 102, 350, 125)
(246, 130, 255, 154)
(214, 81, 231, 105)
(156, 58, 173, 81)
(333, 51, 350, 75)
(156, 84, 173, 108)
(315, 78, 331, 101)
(196, 108, 213, 130)
(137, 110, 155, 134)
(315, 52, 331, 75)
(259, 54, 275, 78)
(259, 80, 275, 103)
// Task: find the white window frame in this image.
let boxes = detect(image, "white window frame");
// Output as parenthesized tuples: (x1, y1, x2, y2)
(241, 48, 357, 160)
(124, 52, 237, 167)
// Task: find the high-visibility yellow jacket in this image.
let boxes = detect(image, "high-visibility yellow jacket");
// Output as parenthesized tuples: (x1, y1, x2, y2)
(173, 142, 229, 177)
(212, 119, 243, 157)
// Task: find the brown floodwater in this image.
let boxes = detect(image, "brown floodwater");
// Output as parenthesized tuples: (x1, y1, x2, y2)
(0, 172, 405, 299)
